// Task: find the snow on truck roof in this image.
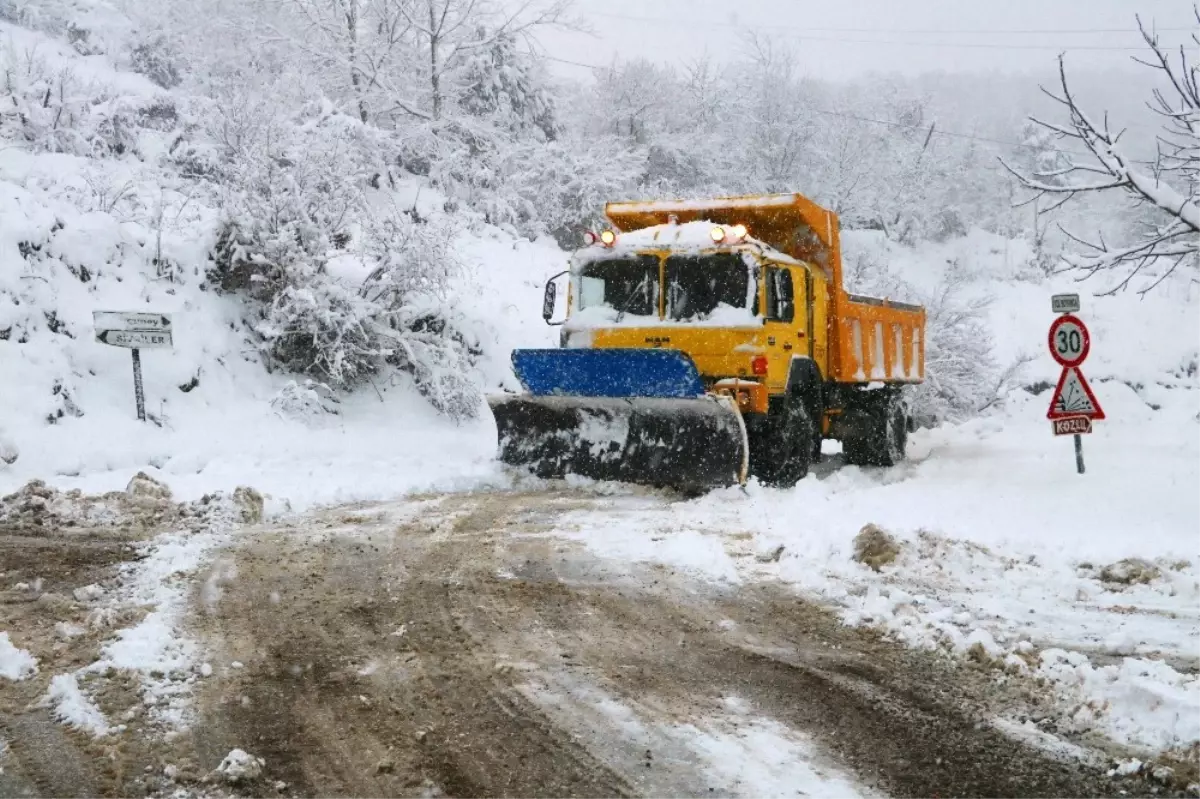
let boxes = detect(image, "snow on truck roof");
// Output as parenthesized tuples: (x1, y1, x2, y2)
(574, 221, 801, 265)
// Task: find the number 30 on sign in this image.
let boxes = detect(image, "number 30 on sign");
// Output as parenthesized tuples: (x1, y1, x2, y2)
(1048, 314, 1090, 368)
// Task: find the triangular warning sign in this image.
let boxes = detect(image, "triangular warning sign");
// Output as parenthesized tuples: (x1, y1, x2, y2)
(1047, 367, 1106, 420)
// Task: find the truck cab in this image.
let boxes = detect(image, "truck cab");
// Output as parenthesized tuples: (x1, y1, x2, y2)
(560, 222, 832, 401)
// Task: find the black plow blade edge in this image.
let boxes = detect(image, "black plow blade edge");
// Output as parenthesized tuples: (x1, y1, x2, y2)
(487, 394, 748, 492)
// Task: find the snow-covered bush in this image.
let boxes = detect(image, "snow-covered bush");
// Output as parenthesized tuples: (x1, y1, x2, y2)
(380, 309, 482, 420)
(209, 114, 481, 418)
(256, 273, 380, 388)
(359, 212, 481, 418)
(129, 35, 181, 89)
(908, 271, 1000, 425)
(0, 40, 180, 159)
(492, 138, 646, 245)
(270, 379, 339, 421)
(845, 247, 1025, 425)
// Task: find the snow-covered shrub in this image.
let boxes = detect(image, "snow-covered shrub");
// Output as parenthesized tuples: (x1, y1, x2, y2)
(270, 379, 339, 421)
(908, 272, 999, 425)
(380, 310, 482, 420)
(256, 273, 381, 387)
(209, 116, 481, 418)
(359, 212, 481, 419)
(209, 114, 359, 293)
(845, 248, 1024, 425)
(129, 35, 181, 89)
(491, 138, 646, 245)
(0, 41, 180, 159)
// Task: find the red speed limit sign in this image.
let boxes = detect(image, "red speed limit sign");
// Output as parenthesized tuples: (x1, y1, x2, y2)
(1048, 314, 1090, 367)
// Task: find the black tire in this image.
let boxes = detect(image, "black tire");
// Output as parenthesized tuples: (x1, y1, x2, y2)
(844, 391, 908, 467)
(749, 400, 814, 488)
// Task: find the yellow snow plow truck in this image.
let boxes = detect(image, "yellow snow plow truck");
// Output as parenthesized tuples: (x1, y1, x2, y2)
(488, 193, 926, 491)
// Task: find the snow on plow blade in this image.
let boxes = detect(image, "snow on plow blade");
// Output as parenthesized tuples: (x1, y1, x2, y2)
(488, 394, 747, 491)
(489, 349, 748, 491)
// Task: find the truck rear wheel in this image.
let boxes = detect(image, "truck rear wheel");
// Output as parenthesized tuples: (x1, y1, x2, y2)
(843, 392, 907, 467)
(749, 401, 814, 487)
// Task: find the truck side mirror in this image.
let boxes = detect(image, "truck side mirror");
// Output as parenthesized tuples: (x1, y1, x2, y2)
(542, 270, 569, 326)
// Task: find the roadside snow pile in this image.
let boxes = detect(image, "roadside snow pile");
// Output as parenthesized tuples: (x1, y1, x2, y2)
(0, 632, 38, 681)
(0, 474, 177, 533)
(44, 673, 112, 736)
(1037, 650, 1200, 753)
(215, 749, 265, 783)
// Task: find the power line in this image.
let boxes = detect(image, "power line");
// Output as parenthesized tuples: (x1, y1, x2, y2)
(800, 106, 1088, 158)
(543, 54, 604, 68)
(587, 10, 1192, 50)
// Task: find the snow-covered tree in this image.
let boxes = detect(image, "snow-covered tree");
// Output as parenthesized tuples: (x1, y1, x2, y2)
(1003, 11, 1199, 294)
(457, 29, 558, 140)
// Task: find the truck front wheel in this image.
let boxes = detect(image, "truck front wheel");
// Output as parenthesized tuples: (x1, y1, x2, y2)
(749, 401, 814, 488)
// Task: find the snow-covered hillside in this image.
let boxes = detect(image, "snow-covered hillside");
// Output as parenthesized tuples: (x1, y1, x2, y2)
(0, 18, 567, 508)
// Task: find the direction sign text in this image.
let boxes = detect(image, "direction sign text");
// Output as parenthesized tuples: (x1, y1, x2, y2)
(93, 311, 172, 331)
(95, 330, 173, 349)
(1051, 294, 1080, 314)
(1052, 416, 1092, 436)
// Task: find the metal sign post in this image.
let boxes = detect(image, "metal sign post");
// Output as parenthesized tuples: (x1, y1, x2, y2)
(94, 311, 174, 422)
(131, 348, 146, 421)
(1046, 296, 1104, 474)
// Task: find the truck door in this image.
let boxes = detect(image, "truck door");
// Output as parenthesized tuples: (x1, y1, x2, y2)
(763, 266, 806, 391)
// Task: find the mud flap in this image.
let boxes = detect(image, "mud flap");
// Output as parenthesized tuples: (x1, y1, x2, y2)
(488, 394, 748, 491)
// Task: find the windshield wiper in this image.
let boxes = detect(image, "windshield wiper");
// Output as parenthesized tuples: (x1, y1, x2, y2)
(614, 273, 652, 323)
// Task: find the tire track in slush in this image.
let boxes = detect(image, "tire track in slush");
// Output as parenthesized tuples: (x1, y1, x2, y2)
(187, 490, 1161, 798)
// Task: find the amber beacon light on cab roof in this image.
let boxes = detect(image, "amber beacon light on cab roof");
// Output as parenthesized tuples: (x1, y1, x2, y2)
(488, 193, 927, 492)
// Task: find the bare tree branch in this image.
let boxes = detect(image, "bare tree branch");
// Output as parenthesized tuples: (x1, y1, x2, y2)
(999, 12, 1200, 294)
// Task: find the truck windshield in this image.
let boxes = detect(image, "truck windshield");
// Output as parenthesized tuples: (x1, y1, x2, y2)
(577, 256, 659, 317)
(664, 254, 754, 321)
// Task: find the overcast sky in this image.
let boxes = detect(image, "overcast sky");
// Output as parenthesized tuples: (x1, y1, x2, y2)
(541, 0, 1196, 80)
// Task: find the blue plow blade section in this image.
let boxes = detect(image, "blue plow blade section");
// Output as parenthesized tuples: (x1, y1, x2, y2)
(490, 348, 748, 491)
(510, 348, 706, 398)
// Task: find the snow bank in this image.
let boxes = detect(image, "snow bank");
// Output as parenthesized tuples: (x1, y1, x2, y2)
(0, 143, 558, 510)
(44, 673, 112, 736)
(1038, 649, 1200, 753)
(0, 632, 38, 681)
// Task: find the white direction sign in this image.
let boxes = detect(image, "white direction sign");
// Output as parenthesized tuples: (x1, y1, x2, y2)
(93, 311, 172, 332)
(95, 329, 173, 349)
(1051, 294, 1080, 314)
(92, 309, 175, 422)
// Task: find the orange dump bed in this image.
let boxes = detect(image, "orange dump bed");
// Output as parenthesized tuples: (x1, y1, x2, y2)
(605, 194, 925, 386)
(832, 296, 925, 384)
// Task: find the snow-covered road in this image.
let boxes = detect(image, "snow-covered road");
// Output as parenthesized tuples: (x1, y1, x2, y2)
(3, 482, 1192, 797)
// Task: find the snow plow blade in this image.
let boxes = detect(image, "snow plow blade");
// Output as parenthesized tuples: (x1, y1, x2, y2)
(488, 348, 748, 491)
(488, 394, 748, 491)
